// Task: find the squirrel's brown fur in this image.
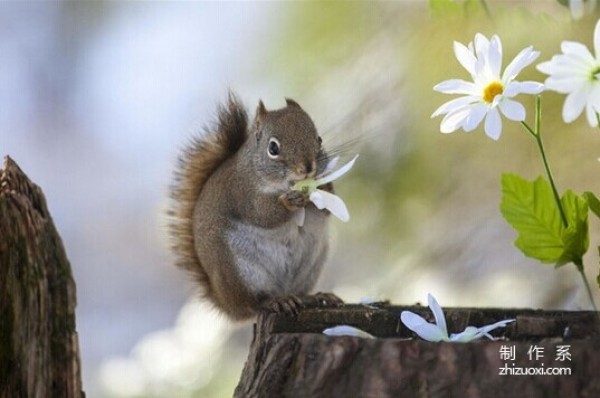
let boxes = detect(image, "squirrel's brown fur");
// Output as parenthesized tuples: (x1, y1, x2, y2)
(168, 93, 248, 299)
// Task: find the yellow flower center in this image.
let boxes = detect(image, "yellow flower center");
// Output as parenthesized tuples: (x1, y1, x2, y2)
(483, 81, 504, 104)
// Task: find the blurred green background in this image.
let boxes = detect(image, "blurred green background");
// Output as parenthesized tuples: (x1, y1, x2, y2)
(2, 1, 600, 397)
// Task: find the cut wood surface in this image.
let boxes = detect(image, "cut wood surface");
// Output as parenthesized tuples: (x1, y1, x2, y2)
(235, 304, 600, 398)
(0, 156, 84, 398)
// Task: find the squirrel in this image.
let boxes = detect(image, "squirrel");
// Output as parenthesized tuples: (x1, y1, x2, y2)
(168, 93, 342, 320)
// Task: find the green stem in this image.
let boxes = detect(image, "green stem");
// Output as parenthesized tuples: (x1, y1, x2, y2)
(520, 97, 568, 227)
(578, 265, 599, 314)
(479, 0, 492, 19)
(521, 96, 598, 315)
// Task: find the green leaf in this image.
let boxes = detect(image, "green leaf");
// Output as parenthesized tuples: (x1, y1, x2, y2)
(583, 191, 600, 219)
(558, 190, 588, 268)
(500, 174, 589, 267)
(501, 174, 565, 264)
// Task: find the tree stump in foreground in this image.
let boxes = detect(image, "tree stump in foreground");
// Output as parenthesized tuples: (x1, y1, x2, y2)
(235, 304, 600, 398)
(0, 156, 84, 398)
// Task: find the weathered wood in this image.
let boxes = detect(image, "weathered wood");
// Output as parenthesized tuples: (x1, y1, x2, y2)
(235, 304, 600, 398)
(0, 156, 84, 398)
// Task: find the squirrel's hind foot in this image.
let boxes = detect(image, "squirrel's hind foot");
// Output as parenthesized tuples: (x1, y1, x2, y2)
(260, 292, 343, 316)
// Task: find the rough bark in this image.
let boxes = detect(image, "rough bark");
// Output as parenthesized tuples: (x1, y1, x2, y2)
(235, 304, 600, 398)
(0, 156, 84, 398)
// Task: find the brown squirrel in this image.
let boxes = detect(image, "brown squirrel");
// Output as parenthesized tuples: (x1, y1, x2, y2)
(168, 93, 342, 320)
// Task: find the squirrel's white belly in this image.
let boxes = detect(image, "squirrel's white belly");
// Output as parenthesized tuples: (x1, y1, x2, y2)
(227, 214, 328, 296)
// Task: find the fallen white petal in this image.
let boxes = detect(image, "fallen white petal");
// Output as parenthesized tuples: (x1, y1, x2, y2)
(319, 156, 340, 178)
(316, 154, 359, 185)
(359, 296, 377, 305)
(323, 325, 375, 339)
(401, 311, 447, 342)
(427, 294, 448, 337)
(309, 189, 350, 222)
(449, 326, 481, 342)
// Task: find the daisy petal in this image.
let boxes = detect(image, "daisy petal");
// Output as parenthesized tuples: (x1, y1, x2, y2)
(454, 41, 476, 76)
(499, 99, 526, 121)
(484, 107, 502, 140)
(543, 76, 585, 94)
(463, 104, 488, 132)
(400, 311, 447, 342)
(488, 35, 503, 78)
(502, 46, 540, 82)
(563, 87, 589, 123)
(309, 189, 350, 222)
(561, 41, 595, 64)
(431, 96, 479, 118)
(440, 106, 472, 133)
(585, 85, 600, 126)
(586, 101, 599, 127)
(474, 33, 490, 61)
(434, 79, 479, 95)
(504, 81, 544, 97)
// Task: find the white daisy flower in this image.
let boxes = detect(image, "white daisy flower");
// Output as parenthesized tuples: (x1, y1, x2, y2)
(400, 294, 515, 343)
(432, 33, 544, 140)
(292, 155, 358, 226)
(537, 19, 600, 127)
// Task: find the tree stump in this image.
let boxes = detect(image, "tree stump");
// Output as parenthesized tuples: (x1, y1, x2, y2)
(235, 304, 600, 398)
(0, 156, 84, 398)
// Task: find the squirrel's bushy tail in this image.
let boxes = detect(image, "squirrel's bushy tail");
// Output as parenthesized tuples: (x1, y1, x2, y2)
(168, 93, 248, 296)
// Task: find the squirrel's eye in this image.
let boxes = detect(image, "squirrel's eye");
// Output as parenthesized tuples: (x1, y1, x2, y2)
(317, 136, 323, 145)
(267, 138, 281, 158)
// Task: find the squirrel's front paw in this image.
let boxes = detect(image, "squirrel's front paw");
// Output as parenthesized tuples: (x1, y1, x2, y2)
(279, 190, 309, 211)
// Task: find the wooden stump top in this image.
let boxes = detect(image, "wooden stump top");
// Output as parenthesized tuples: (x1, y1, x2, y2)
(235, 304, 600, 398)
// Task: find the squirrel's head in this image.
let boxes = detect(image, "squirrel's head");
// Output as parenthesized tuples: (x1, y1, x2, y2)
(250, 99, 327, 191)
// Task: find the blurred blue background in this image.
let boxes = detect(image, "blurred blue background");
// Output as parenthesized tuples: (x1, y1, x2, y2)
(2, 1, 600, 397)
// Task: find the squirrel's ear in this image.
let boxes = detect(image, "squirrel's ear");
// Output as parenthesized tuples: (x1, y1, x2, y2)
(285, 98, 302, 109)
(256, 100, 267, 125)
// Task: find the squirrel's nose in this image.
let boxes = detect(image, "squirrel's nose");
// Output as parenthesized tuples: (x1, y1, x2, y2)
(304, 160, 317, 177)
(295, 160, 316, 178)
